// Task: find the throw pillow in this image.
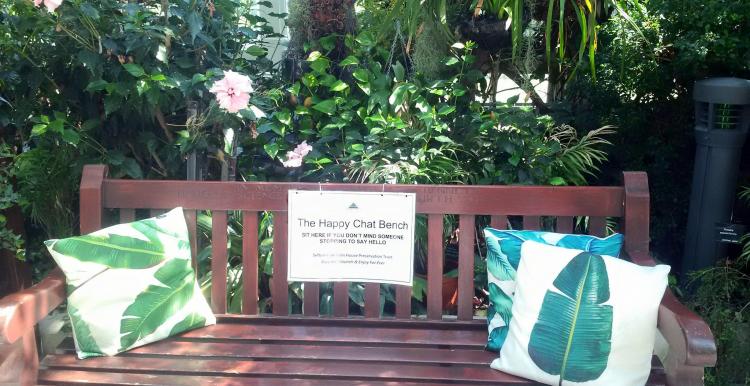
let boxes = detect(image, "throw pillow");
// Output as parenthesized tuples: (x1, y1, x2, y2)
(485, 228, 623, 352)
(45, 207, 215, 359)
(492, 241, 669, 386)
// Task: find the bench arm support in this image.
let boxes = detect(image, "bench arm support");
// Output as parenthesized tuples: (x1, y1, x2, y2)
(630, 251, 717, 385)
(0, 269, 66, 385)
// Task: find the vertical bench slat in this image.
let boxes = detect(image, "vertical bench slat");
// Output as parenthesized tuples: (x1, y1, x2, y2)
(589, 216, 607, 237)
(427, 213, 444, 321)
(556, 216, 574, 234)
(241, 211, 259, 315)
(523, 216, 540, 230)
(211, 210, 228, 314)
(150, 209, 166, 217)
(490, 215, 507, 230)
(457, 214, 475, 321)
(184, 210, 199, 273)
(120, 208, 135, 223)
(395, 285, 411, 319)
(303, 282, 320, 316)
(272, 212, 289, 316)
(333, 282, 349, 317)
(364, 283, 380, 318)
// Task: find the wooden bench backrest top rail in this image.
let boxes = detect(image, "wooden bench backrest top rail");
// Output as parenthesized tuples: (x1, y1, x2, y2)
(79, 165, 650, 321)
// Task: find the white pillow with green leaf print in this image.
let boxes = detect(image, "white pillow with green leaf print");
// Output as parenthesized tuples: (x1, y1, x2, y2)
(45, 207, 215, 359)
(492, 241, 669, 386)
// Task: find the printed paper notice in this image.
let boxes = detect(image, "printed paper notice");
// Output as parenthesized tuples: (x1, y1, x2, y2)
(287, 190, 415, 286)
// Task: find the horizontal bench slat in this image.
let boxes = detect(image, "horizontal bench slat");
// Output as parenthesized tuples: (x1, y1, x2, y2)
(57, 339, 494, 365)
(176, 323, 485, 348)
(38, 370, 441, 386)
(41, 355, 530, 384)
(102, 180, 624, 216)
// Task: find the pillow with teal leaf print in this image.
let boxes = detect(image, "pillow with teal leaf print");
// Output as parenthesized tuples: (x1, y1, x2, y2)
(492, 241, 669, 386)
(45, 207, 215, 359)
(484, 228, 623, 352)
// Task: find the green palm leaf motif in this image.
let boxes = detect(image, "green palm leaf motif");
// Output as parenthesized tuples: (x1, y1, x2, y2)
(169, 313, 207, 336)
(528, 252, 612, 385)
(120, 258, 195, 349)
(46, 232, 167, 269)
(489, 282, 513, 326)
(486, 236, 517, 281)
(487, 282, 515, 351)
(68, 304, 102, 357)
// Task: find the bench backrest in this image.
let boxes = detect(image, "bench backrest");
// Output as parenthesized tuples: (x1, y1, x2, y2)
(79, 165, 650, 321)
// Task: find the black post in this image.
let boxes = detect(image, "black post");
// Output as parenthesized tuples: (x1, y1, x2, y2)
(682, 78, 750, 278)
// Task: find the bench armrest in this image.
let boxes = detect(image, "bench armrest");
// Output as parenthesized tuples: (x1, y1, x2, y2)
(629, 250, 716, 385)
(0, 269, 66, 345)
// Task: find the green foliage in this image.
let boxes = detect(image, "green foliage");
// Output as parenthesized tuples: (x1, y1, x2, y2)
(251, 36, 612, 187)
(529, 252, 612, 384)
(687, 186, 750, 386)
(651, 0, 750, 78)
(0, 144, 23, 260)
(0, 0, 283, 275)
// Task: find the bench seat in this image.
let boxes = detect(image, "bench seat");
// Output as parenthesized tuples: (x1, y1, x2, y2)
(38, 316, 666, 385)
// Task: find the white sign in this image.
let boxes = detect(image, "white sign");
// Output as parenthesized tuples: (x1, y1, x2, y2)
(287, 190, 416, 286)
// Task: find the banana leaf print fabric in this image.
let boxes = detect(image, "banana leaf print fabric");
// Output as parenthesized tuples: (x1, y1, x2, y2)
(492, 241, 669, 386)
(484, 228, 624, 352)
(45, 207, 215, 359)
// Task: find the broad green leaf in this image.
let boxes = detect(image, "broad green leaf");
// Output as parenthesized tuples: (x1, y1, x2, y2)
(437, 105, 455, 115)
(86, 80, 109, 92)
(104, 95, 122, 116)
(80, 3, 100, 19)
(168, 312, 206, 336)
(339, 55, 359, 66)
(264, 143, 279, 158)
(550, 176, 566, 186)
(306, 51, 322, 61)
(46, 231, 167, 269)
(68, 304, 102, 356)
(329, 80, 348, 92)
(389, 84, 413, 106)
(121, 158, 143, 179)
(312, 99, 336, 114)
(393, 61, 406, 82)
(120, 259, 195, 349)
(246, 45, 267, 57)
(122, 63, 145, 78)
(61, 129, 81, 146)
(186, 12, 203, 43)
(352, 69, 369, 83)
(31, 124, 47, 136)
(529, 252, 612, 383)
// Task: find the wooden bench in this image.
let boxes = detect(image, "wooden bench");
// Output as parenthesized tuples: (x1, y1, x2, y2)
(0, 165, 717, 385)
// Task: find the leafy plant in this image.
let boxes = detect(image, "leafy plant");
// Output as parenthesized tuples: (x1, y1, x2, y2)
(0, 144, 23, 260)
(687, 185, 750, 385)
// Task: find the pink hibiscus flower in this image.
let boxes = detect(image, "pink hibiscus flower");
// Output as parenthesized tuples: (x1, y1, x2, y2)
(209, 70, 253, 113)
(33, 0, 62, 12)
(282, 141, 313, 168)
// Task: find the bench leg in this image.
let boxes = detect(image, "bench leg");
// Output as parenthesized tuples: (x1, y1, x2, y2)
(0, 329, 38, 386)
